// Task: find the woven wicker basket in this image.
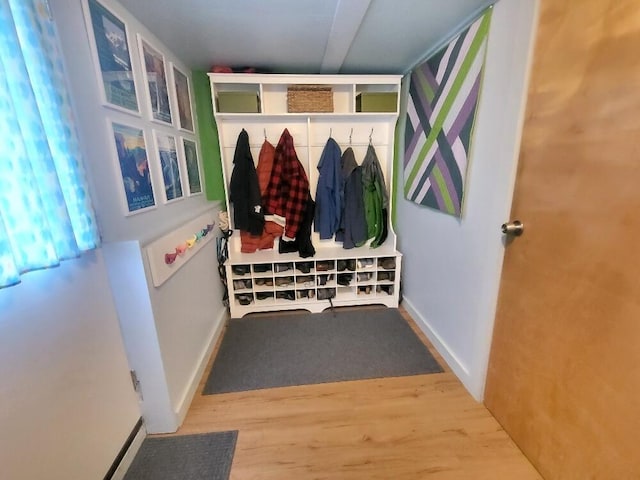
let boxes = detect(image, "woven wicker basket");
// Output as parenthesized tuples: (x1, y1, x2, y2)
(287, 85, 333, 113)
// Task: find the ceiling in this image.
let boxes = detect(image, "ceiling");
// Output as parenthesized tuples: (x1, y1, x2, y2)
(118, 0, 495, 74)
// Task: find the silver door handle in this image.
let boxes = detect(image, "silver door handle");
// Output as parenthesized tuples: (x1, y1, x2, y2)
(501, 220, 524, 237)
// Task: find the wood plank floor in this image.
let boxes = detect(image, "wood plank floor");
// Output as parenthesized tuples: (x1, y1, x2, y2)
(175, 307, 541, 479)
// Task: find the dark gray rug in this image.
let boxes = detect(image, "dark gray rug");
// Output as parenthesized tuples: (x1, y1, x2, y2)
(123, 431, 237, 480)
(203, 307, 443, 395)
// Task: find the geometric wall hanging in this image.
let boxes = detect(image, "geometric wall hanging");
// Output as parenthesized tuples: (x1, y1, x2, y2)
(404, 9, 492, 217)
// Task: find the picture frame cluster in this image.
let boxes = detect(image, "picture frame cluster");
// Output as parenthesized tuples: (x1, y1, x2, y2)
(83, 0, 203, 216)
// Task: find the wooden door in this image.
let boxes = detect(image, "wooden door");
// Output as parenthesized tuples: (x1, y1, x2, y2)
(484, 0, 640, 479)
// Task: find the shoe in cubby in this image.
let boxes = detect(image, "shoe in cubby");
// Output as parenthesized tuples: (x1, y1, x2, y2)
(315, 260, 335, 272)
(255, 291, 274, 301)
(376, 285, 394, 296)
(231, 264, 251, 276)
(317, 288, 336, 300)
(317, 274, 333, 286)
(276, 290, 295, 301)
(357, 272, 373, 282)
(275, 276, 294, 287)
(253, 263, 272, 274)
(357, 258, 374, 269)
(256, 277, 274, 287)
(235, 293, 253, 305)
(295, 261, 313, 274)
(232, 279, 252, 290)
(377, 271, 395, 282)
(274, 262, 293, 273)
(296, 275, 314, 287)
(378, 257, 396, 270)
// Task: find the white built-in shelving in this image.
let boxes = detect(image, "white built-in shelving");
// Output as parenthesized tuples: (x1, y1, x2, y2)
(209, 73, 402, 317)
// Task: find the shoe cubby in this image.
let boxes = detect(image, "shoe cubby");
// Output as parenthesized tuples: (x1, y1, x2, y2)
(225, 252, 401, 317)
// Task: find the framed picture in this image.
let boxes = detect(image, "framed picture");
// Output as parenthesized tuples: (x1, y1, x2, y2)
(84, 0, 139, 113)
(181, 137, 202, 196)
(138, 36, 173, 125)
(110, 122, 156, 215)
(153, 131, 184, 202)
(172, 65, 194, 132)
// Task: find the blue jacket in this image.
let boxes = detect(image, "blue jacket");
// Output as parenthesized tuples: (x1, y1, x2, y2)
(314, 137, 342, 239)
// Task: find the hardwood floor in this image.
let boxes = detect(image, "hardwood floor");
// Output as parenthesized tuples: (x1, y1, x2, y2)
(176, 307, 541, 479)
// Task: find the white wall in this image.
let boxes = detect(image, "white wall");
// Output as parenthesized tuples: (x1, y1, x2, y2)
(51, 0, 213, 244)
(50, 0, 228, 432)
(143, 211, 226, 421)
(397, 0, 539, 399)
(0, 252, 140, 480)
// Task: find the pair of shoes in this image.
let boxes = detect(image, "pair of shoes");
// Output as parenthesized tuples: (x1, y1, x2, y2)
(296, 261, 313, 274)
(357, 272, 372, 282)
(253, 264, 271, 273)
(317, 274, 333, 286)
(276, 291, 295, 301)
(274, 263, 293, 273)
(233, 279, 252, 290)
(296, 275, 314, 286)
(357, 286, 371, 295)
(378, 257, 396, 270)
(275, 276, 293, 287)
(232, 265, 250, 276)
(337, 273, 352, 286)
(357, 258, 374, 269)
(317, 288, 335, 300)
(337, 259, 357, 272)
(316, 261, 334, 271)
(255, 278, 273, 286)
(236, 294, 253, 305)
(377, 271, 394, 282)
(256, 292, 274, 301)
(376, 285, 394, 295)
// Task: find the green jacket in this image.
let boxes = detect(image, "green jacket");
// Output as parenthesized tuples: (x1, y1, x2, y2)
(361, 145, 389, 248)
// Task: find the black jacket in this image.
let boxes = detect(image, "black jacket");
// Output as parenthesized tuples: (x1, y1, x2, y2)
(279, 193, 316, 258)
(229, 129, 264, 235)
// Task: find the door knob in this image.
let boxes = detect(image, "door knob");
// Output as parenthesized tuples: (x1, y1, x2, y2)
(501, 220, 524, 237)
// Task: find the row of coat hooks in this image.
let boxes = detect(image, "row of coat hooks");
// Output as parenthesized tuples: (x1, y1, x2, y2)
(261, 127, 375, 146)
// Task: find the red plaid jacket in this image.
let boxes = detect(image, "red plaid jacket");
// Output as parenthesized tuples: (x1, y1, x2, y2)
(263, 129, 309, 239)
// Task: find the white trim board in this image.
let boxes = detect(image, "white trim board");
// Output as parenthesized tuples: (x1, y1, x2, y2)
(109, 423, 147, 480)
(175, 307, 228, 424)
(402, 298, 479, 400)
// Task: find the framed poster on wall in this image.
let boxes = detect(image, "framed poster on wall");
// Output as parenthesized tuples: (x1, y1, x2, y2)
(138, 36, 173, 125)
(172, 64, 194, 132)
(181, 137, 202, 195)
(84, 0, 139, 114)
(109, 121, 156, 215)
(153, 131, 183, 202)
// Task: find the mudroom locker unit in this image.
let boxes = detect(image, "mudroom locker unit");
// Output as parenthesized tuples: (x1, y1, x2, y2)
(209, 74, 403, 317)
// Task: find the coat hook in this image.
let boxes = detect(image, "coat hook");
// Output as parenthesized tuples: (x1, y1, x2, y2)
(329, 128, 332, 138)
(264, 128, 267, 140)
(349, 128, 353, 145)
(369, 128, 374, 144)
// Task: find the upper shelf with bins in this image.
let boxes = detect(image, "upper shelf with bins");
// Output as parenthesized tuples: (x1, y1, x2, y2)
(209, 73, 401, 117)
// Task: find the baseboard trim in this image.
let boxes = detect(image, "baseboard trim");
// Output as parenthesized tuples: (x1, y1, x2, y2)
(175, 307, 228, 424)
(402, 298, 480, 400)
(104, 417, 145, 480)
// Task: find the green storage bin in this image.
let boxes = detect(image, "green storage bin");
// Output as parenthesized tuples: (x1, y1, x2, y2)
(356, 92, 398, 113)
(216, 91, 260, 113)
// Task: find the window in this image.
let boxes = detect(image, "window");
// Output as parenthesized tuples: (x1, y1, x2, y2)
(0, 0, 99, 288)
